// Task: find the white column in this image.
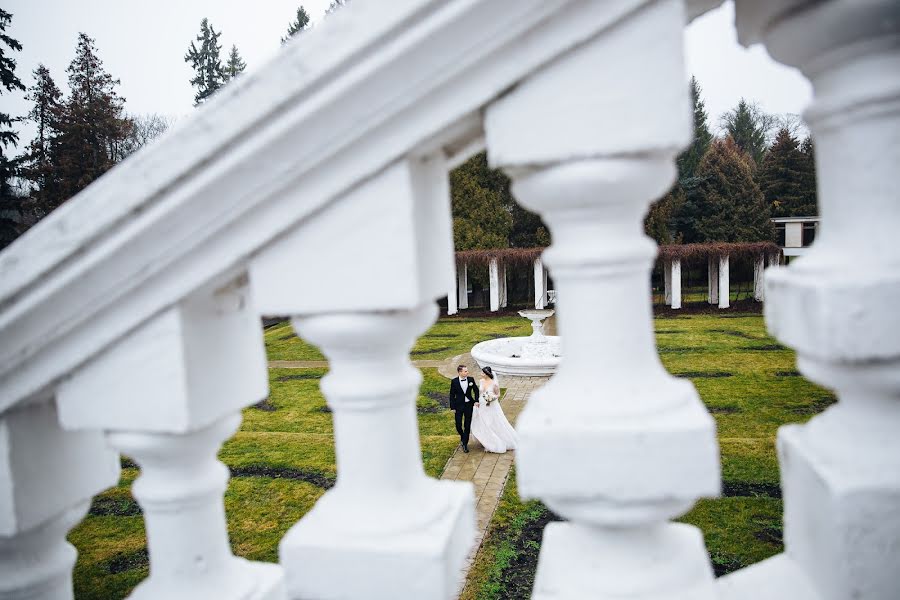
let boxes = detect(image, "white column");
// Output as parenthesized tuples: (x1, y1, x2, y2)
(534, 257, 546, 309)
(707, 256, 719, 305)
(718, 254, 730, 309)
(0, 401, 119, 600)
(498, 261, 508, 308)
(488, 258, 500, 312)
(753, 255, 765, 302)
(280, 305, 472, 599)
(671, 258, 682, 310)
(663, 259, 672, 305)
(484, 1, 720, 598)
(720, 2, 900, 599)
(447, 262, 459, 316)
(56, 277, 285, 600)
(457, 262, 468, 310)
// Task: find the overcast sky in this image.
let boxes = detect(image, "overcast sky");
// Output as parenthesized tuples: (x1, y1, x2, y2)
(3, 0, 811, 149)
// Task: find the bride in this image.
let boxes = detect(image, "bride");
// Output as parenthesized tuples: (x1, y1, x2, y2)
(470, 366, 519, 453)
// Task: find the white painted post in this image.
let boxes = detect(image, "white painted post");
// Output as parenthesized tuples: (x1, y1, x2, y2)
(488, 258, 500, 312)
(753, 255, 765, 302)
(457, 262, 468, 310)
(718, 254, 730, 309)
(499, 261, 508, 308)
(663, 258, 672, 305)
(707, 256, 719, 305)
(534, 257, 546, 309)
(56, 278, 286, 600)
(448, 262, 459, 316)
(0, 401, 119, 600)
(280, 305, 472, 599)
(484, 1, 720, 597)
(718, 2, 900, 598)
(671, 258, 682, 310)
(250, 156, 472, 600)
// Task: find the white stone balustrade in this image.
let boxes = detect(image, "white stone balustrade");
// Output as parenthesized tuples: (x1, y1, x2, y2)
(485, 1, 720, 598)
(0, 401, 119, 600)
(55, 277, 285, 600)
(718, 1, 900, 598)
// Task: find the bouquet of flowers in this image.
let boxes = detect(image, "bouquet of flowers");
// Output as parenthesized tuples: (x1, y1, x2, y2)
(482, 389, 498, 406)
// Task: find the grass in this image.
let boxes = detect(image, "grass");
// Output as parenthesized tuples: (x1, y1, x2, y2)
(70, 310, 830, 599)
(461, 311, 834, 599)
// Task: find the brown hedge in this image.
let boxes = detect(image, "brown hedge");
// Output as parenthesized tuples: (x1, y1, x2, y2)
(455, 242, 780, 266)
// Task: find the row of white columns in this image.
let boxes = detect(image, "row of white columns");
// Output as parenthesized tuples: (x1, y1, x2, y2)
(447, 257, 550, 314)
(662, 253, 779, 310)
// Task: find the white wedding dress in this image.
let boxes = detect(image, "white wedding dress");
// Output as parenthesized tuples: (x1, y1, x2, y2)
(470, 378, 518, 453)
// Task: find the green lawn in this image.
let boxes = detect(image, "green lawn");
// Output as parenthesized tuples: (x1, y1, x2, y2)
(461, 312, 834, 599)
(70, 310, 828, 599)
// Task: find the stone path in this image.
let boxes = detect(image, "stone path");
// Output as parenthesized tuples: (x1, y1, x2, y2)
(440, 375, 547, 594)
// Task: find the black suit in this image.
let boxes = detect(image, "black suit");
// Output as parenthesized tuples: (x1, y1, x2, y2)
(449, 376, 479, 446)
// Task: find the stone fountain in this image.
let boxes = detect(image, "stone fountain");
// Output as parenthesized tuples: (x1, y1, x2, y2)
(471, 309, 560, 377)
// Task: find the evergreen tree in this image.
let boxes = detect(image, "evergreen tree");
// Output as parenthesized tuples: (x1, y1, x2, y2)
(645, 189, 684, 245)
(694, 137, 774, 242)
(20, 64, 62, 213)
(720, 99, 772, 167)
(0, 9, 26, 249)
(759, 127, 805, 217)
(282, 6, 311, 43)
(325, 0, 349, 16)
(450, 153, 512, 250)
(677, 76, 712, 179)
(224, 45, 246, 81)
(797, 136, 818, 216)
(185, 18, 226, 105)
(52, 33, 130, 206)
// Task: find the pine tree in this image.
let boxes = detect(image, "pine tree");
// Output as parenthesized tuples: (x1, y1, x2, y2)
(0, 9, 26, 249)
(797, 136, 818, 216)
(677, 76, 712, 180)
(694, 137, 774, 242)
(325, 0, 349, 16)
(224, 45, 246, 81)
(450, 153, 512, 250)
(759, 127, 805, 217)
(282, 6, 311, 43)
(52, 33, 130, 206)
(721, 99, 772, 168)
(645, 189, 684, 245)
(20, 64, 63, 213)
(185, 18, 226, 105)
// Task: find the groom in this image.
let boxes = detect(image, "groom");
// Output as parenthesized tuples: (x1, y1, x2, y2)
(449, 365, 479, 453)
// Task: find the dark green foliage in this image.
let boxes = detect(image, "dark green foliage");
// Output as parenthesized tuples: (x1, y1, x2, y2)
(282, 6, 311, 43)
(19, 64, 62, 215)
(760, 128, 807, 217)
(52, 34, 130, 206)
(0, 9, 26, 249)
(450, 152, 512, 250)
(677, 76, 713, 179)
(185, 18, 226, 105)
(224, 45, 246, 81)
(326, 0, 349, 16)
(0, 9, 25, 150)
(797, 136, 818, 216)
(721, 99, 772, 168)
(694, 138, 774, 242)
(645, 187, 684, 244)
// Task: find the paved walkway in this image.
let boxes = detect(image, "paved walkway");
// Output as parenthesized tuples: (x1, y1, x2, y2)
(440, 374, 548, 594)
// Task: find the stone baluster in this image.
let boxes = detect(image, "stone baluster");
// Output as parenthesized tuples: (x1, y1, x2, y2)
(484, 1, 720, 598)
(56, 275, 285, 600)
(0, 401, 119, 600)
(718, 2, 900, 598)
(250, 156, 472, 600)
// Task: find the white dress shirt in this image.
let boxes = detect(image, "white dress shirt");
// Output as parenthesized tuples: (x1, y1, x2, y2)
(459, 376, 469, 401)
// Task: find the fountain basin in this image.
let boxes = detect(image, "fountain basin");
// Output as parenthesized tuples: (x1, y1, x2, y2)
(471, 335, 561, 377)
(471, 309, 559, 377)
